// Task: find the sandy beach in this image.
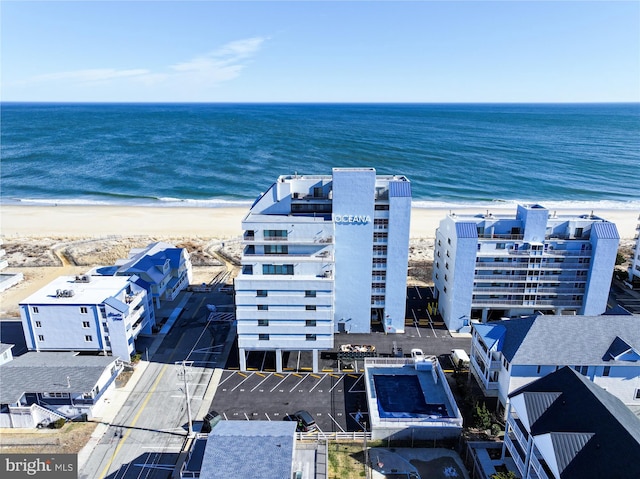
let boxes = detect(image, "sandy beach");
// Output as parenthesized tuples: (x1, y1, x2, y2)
(1, 205, 638, 239)
(1, 204, 637, 317)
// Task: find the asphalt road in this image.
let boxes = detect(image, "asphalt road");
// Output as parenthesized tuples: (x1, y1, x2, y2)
(79, 290, 232, 479)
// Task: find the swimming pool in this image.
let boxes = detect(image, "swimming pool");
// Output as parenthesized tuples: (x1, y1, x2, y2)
(373, 374, 449, 419)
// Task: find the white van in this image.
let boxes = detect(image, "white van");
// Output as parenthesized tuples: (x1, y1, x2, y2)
(450, 349, 470, 370)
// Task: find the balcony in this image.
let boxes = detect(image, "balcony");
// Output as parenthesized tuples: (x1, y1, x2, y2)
(478, 234, 524, 240)
(472, 299, 582, 307)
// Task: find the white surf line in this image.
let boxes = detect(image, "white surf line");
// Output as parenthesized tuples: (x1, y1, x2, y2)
(308, 374, 327, 392)
(251, 373, 272, 392)
(270, 374, 290, 392)
(329, 375, 345, 392)
(327, 413, 345, 432)
(289, 374, 309, 393)
(231, 372, 254, 392)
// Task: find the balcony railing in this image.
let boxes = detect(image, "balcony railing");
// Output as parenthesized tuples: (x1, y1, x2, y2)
(478, 234, 524, 240)
(472, 299, 582, 307)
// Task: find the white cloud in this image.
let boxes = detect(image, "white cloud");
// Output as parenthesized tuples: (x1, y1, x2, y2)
(18, 36, 268, 92)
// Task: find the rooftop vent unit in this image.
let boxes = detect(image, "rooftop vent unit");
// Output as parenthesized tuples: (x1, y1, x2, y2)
(56, 289, 75, 297)
(75, 275, 91, 283)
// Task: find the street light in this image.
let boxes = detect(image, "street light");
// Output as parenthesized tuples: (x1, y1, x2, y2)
(176, 360, 194, 437)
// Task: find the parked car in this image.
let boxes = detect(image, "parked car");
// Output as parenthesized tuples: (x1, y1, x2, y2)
(411, 348, 425, 361)
(201, 410, 221, 433)
(283, 410, 317, 432)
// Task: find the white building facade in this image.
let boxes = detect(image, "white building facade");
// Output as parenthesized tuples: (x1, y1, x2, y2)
(629, 213, 640, 287)
(433, 204, 620, 332)
(469, 314, 640, 417)
(235, 168, 411, 372)
(20, 275, 153, 360)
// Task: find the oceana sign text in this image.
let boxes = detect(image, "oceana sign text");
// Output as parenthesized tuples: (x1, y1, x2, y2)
(332, 214, 371, 224)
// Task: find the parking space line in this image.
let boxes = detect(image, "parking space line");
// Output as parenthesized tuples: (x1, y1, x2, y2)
(231, 372, 254, 391)
(328, 413, 345, 432)
(289, 374, 309, 393)
(292, 373, 302, 378)
(270, 374, 290, 392)
(265, 413, 271, 421)
(244, 413, 250, 421)
(310, 374, 321, 379)
(218, 371, 236, 386)
(251, 373, 272, 392)
(274, 373, 284, 378)
(237, 372, 248, 378)
(255, 372, 265, 377)
(329, 375, 344, 392)
(308, 374, 327, 392)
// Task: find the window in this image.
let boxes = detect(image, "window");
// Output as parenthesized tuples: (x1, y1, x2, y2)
(257, 305, 268, 311)
(305, 290, 317, 297)
(443, 286, 447, 293)
(32, 307, 39, 314)
(80, 307, 88, 314)
(574, 365, 588, 375)
(43, 392, 69, 399)
(447, 238, 451, 245)
(305, 305, 316, 311)
(257, 290, 268, 297)
(306, 334, 317, 341)
(258, 319, 269, 327)
(264, 244, 288, 254)
(258, 334, 269, 340)
(35, 321, 42, 328)
(445, 262, 449, 270)
(444, 274, 448, 282)
(82, 321, 90, 328)
(85, 335, 93, 342)
(373, 232, 388, 241)
(496, 243, 506, 250)
(38, 335, 45, 341)
(603, 366, 611, 377)
(242, 265, 254, 275)
(263, 264, 294, 275)
(306, 320, 316, 327)
(536, 365, 542, 374)
(264, 229, 288, 239)
(374, 204, 389, 210)
(575, 227, 583, 238)
(636, 389, 640, 400)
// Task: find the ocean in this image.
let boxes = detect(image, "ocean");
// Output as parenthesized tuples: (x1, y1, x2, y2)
(1, 102, 639, 210)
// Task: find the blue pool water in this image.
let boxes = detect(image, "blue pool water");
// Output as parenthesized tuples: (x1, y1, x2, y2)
(373, 375, 449, 419)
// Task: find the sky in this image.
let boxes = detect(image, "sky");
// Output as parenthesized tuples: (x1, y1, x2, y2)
(1, 1, 639, 103)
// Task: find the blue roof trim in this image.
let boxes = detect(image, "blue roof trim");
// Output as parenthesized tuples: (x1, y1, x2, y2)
(455, 222, 478, 238)
(474, 323, 506, 350)
(591, 222, 620, 240)
(389, 181, 412, 198)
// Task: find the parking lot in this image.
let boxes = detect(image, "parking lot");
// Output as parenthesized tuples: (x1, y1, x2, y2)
(210, 370, 368, 433)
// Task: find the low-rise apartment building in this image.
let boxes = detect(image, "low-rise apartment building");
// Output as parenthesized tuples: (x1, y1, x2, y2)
(20, 275, 152, 360)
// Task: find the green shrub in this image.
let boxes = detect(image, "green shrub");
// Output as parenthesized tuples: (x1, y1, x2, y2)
(473, 402, 493, 430)
(48, 418, 66, 429)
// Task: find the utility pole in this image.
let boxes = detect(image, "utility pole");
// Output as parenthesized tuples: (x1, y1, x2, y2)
(177, 360, 194, 437)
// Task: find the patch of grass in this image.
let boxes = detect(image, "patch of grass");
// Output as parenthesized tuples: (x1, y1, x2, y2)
(328, 443, 366, 479)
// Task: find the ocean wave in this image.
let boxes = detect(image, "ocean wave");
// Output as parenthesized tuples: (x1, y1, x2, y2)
(5, 196, 255, 208)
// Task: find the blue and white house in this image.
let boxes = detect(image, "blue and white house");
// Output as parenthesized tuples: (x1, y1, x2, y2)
(433, 204, 620, 332)
(20, 275, 152, 361)
(470, 314, 640, 417)
(113, 241, 192, 308)
(235, 168, 411, 372)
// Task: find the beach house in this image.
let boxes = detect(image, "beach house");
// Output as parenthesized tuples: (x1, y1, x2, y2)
(19, 275, 152, 361)
(502, 366, 640, 479)
(0, 239, 23, 293)
(234, 168, 411, 372)
(469, 314, 640, 417)
(629, 214, 640, 288)
(0, 350, 122, 428)
(433, 204, 619, 332)
(113, 241, 193, 308)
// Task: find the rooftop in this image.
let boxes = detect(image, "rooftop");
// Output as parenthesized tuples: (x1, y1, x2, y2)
(19, 275, 131, 305)
(199, 420, 297, 479)
(0, 352, 118, 404)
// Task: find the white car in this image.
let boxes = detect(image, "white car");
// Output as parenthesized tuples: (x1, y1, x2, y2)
(411, 348, 425, 361)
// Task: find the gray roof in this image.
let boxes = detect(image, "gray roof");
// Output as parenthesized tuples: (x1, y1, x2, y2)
(200, 420, 297, 479)
(0, 352, 117, 404)
(0, 343, 14, 356)
(499, 314, 640, 365)
(509, 367, 640, 478)
(522, 392, 561, 425)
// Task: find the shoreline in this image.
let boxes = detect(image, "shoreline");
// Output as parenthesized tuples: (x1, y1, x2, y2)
(1, 204, 638, 239)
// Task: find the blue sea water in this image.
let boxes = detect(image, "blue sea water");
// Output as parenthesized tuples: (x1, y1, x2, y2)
(1, 102, 639, 209)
